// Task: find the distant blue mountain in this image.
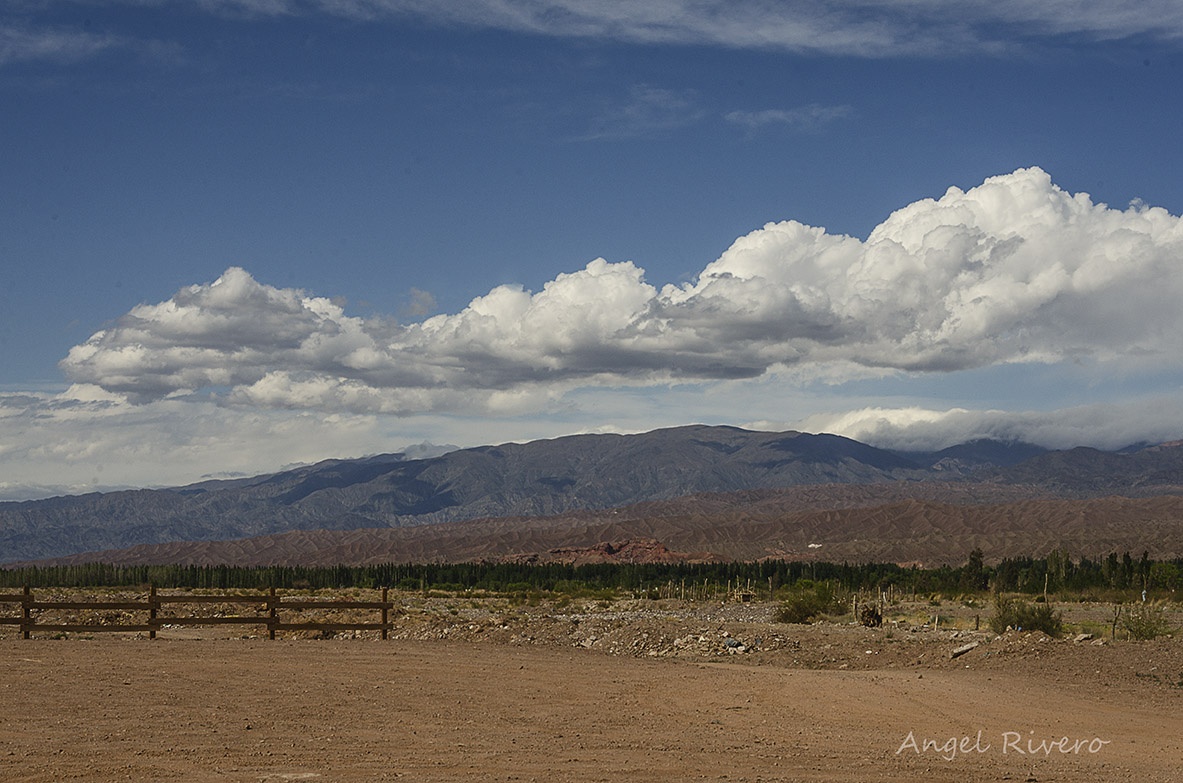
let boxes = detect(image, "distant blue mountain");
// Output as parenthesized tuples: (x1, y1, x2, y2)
(893, 439, 1049, 470)
(2, 425, 1181, 563)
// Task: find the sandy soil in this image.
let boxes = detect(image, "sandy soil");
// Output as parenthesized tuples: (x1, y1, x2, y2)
(3, 595, 1182, 782)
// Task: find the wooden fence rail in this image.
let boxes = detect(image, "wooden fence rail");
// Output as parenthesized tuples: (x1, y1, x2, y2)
(0, 586, 393, 640)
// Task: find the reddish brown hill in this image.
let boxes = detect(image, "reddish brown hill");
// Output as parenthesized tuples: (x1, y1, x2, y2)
(19, 489, 1183, 568)
(502, 538, 720, 566)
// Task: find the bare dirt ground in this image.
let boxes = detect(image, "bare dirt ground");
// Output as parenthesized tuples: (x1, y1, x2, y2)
(2, 593, 1182, 782)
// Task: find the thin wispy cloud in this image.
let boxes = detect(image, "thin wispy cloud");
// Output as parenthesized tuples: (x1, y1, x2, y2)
(60, 168, 1183, 416)
(398, 288, 437, 320)
(724, 104, 853, 133)
(77, 0, 1183, 56)
(0, 24, 124, 65)
(578, 84, 704, 140)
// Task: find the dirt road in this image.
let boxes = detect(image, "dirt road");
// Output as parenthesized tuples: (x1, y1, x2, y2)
(2, 636, 1179, 782)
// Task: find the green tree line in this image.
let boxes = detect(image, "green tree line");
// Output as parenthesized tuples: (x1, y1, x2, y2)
(2, 550, 1181, 595)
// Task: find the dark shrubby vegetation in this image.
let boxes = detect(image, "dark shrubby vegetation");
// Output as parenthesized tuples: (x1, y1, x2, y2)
(774, 580, 839, 624)
(989, 594, 1064, 637)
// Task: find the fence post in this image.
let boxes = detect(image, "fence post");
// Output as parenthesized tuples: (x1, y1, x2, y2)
(22, 585, 31, 640)
(149, 584, 158, 640)
(268, 587, 277, 640)
(381, 587, 389, 641)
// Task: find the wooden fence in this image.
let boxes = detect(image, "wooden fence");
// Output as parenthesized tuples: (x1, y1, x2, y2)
(0, 586, 393, 640)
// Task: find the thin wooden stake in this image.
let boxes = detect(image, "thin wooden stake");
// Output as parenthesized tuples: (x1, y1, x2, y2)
(22, 585, 31, 640)
(268, 586, 277, 640)
(381, 587, 389, 641)
(149, 584, 158, 640)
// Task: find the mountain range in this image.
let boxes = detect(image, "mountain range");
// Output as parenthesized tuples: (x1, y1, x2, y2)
(3, 425, 1183, 565)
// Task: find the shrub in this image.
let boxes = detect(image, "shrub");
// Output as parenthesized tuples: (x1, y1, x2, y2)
(858, 605, 883, 628)
(989, 594, 1063, 637)
(1121, 603, 1173, 640)
(775, 582, 837, 624)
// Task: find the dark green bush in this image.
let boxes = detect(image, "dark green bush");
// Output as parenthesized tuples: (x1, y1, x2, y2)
(775, 581, 837, 624)
(989, 594, 1063, 637)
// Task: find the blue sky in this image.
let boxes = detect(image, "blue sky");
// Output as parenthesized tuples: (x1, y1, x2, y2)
(3, 1, 1183, 499)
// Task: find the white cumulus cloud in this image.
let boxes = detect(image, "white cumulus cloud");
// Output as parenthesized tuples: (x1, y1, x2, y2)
(60, 168, 1183, 415)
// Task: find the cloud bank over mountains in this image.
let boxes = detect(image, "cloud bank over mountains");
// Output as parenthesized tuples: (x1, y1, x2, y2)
(62, 168, 1183, 417)
(799, 399, 1183, 453)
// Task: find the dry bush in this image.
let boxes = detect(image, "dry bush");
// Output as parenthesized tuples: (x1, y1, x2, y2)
(1121, 603, 1173, 640)
(858, 605, 883, 627)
